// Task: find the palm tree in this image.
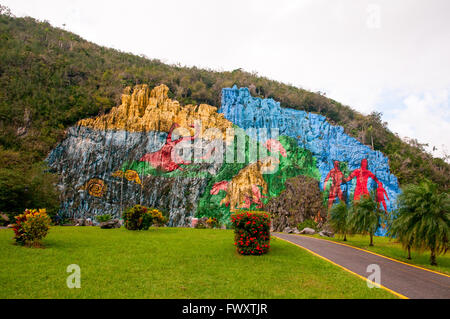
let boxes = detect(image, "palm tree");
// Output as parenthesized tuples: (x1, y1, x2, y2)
(388, 210, 414, 259)
(350, 192, 384, 246)
(329, 201, 351, 241)
(394, 181, 449, 266)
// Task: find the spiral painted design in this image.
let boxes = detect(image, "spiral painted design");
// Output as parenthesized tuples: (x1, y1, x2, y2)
(111, 170, 124, 178)
(85, 178, 107, 197)
(125, 170, 141, 185)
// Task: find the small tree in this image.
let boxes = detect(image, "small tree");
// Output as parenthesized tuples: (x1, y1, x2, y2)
(394, 181, 449, 266)
(329, 201, 352, 241)
(350, 193, 384, 246)
(388, 210, 414, 260)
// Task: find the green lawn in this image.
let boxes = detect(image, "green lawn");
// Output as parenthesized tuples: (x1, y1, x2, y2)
(304, 234, 450, 275)
(0, 227, 396, 299)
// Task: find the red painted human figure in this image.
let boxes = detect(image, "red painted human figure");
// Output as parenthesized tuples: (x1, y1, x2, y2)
(140, 123, 199, 172)
(345, 159, 389, 211)
(323, 160, 345, 209)
(376, 181, 389, 212)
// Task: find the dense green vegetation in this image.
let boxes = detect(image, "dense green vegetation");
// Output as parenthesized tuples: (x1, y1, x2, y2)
(389, 181, 449, 266)
(0, 10, 448, 214)
(0, 227, 396, 298)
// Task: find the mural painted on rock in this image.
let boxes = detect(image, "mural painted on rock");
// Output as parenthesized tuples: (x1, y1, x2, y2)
(47, 84, 401, 235)
(219, 86, 401, 235)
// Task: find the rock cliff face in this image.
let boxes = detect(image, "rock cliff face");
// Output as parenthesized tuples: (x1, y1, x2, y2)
(48, 84, 229, 226)
(48, 83, 401, 234)
(78, 84, 232, 137)
(266, 175, 325, 232)
(220, 86, 401, 235)
(47, 125, 219, 226)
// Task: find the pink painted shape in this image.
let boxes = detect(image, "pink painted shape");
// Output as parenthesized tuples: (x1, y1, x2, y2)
(210, 180, 229, 195)
(264, 139, 287, 157)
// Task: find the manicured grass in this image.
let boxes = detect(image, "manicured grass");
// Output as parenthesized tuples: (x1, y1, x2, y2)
(0, 227, 396, 299)
(304, 234, 450, 275)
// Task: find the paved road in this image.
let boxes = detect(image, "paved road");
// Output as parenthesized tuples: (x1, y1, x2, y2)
(274, 233, 450, 299)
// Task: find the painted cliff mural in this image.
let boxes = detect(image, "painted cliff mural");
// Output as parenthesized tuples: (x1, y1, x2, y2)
(47, 84, 401, 234)
(219, 86, 401, 235)
(47, 84, 232, 226)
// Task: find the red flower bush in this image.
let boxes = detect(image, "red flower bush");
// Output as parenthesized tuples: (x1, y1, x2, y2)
(12, 209, 51, 247)
(231, 210, 271, 255)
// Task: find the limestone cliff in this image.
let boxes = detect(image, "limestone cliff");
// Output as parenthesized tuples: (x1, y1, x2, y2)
(48, 84, 402, 235)
(48, 84, 229, 226)
(78, 84, 232, 139)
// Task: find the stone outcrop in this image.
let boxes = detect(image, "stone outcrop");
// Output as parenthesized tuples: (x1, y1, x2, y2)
(99, 219, 121, 229)
(282, 226, 300, 234)
(319, 230, 334, 237)
(265, 175, 325, 232)
(299, 228, 316, 235)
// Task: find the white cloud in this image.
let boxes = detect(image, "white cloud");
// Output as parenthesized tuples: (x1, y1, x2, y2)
(388, 90, 450, 158)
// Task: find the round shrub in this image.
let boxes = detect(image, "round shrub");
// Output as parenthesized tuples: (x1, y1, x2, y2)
(12, 209, 51, 247)
(148, 208, 167, 226)
(122, 205, 153, 230)
(231, 210, 271, 255)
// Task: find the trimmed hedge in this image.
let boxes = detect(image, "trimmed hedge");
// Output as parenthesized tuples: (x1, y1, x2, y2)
(231, 211, 271, 255)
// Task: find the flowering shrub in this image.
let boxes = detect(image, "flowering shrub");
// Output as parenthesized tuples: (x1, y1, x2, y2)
(12, 209, 51, 246)
(231, 210, 271, 255)
(206, 217, 219, 228)
(148, 208, 167, 226)
(122, 205, 153, 230)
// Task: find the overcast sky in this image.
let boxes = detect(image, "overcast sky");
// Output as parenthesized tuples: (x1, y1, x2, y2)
(3, 0, 450, 159)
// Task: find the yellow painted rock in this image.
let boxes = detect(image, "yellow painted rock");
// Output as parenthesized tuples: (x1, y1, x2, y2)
(78, 84, 233, 141)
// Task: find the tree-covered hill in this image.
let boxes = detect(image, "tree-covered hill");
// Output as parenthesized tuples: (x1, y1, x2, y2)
(0, 11, 448, 214)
